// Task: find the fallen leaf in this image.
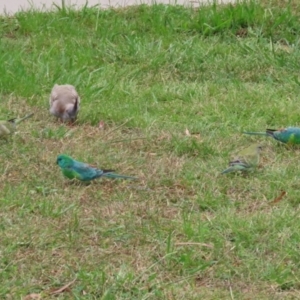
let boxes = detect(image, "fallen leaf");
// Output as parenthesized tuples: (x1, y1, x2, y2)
(23, 294, 41, 300)
(276, 44, 293, 53)
(49, 278, 76, 295)
(185, 128, 191, 136)
(236, 28, 248, 37)
(148, 152, 157, 156)
(270, 191, 286, 205)
(98, 120, 105, 130)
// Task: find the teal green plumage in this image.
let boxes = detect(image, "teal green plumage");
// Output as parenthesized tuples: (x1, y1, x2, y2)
(221, 144, 262, 174)
(243, 127, 300, 145)
(57, 154, 137, 182)
(0, 113, 34, 139)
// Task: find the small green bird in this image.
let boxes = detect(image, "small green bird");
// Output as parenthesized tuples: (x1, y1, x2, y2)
(243, 127, 300, 145)
(0, 113, 34, 139)
(57, 154, 137, 182)
(221, 144, 262, 174)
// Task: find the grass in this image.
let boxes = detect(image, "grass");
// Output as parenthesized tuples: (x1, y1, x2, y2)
(1, 0, 300, 298)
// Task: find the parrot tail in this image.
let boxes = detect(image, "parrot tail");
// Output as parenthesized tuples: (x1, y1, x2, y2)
(265, 129, 277, 137)
(15, 113, 34, 124)
(7, 118, 17, 124)
(103, 171, 137, 180)
(242, 131, 268, 136)
(73, 98, 79, 113)
(221, 167, 235, 174)
(221, 163, 249, 174)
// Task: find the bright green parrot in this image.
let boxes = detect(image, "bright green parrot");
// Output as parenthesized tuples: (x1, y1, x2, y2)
(57, 154, 137, 182)
(243, 127, 300, 145)
(0, 113, 34, 139)
(221, 144, 262, 174)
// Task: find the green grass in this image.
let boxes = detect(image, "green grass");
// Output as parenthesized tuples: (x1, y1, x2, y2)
(1, 0, 300, 298)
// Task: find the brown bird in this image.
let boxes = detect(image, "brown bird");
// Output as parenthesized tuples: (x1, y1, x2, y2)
(49, 84, 80, 123)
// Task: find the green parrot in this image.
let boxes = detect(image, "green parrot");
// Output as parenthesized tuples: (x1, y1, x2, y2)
(0, 113, 34, 139)
(221, 144, 262, 174)
(243, 127, 300, 145)
(57, 154, 137, 182)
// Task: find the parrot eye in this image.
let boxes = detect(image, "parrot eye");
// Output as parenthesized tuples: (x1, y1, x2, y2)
(257, 146, 263, 152)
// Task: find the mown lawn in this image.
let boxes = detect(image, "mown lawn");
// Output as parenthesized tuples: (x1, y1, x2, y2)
(1, 0, 300, 298)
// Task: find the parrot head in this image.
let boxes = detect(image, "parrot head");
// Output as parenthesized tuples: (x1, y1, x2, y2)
(57, 154, 74, 168)
(256, 145, 263, 152)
